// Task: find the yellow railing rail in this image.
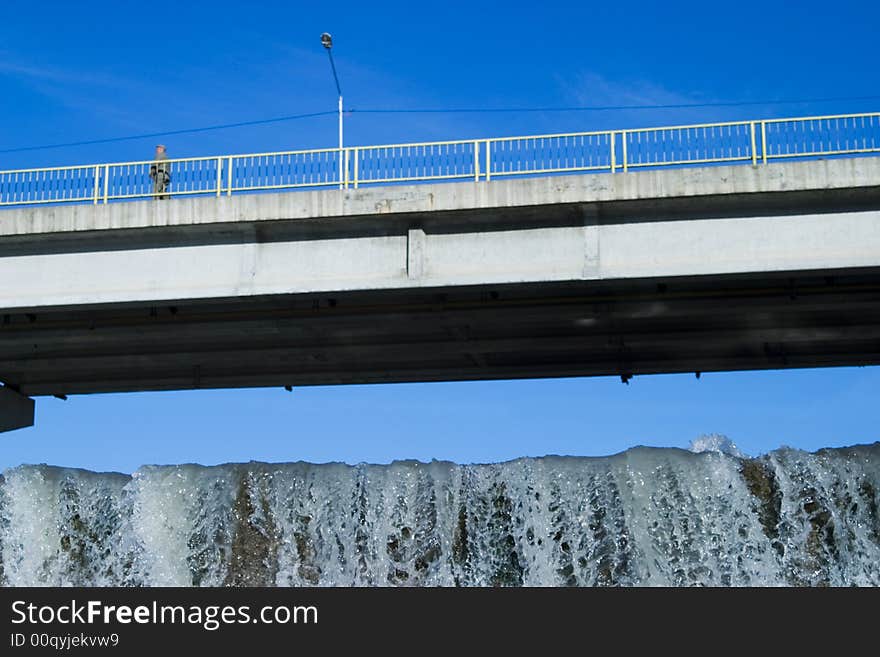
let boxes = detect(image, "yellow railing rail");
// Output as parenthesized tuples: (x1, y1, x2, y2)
(1, 111, 878, 207)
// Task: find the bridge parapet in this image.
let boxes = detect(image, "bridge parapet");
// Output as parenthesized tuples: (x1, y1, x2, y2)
(2, 112, 878, 208)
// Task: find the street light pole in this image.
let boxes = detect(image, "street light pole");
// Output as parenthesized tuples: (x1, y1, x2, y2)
(321, 33, 343, 188)
(338, 94, 343, 183)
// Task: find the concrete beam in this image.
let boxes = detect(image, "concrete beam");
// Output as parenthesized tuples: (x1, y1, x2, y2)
(1, 210, 879, 310)
(1, 158, 879, 394)
(0, 386, 34, 433)
(2, 158, 879, 239)
(3, 267, 880, 395)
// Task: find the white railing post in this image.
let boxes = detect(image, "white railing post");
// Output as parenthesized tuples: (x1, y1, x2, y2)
(750, 122, 758, 166)
(760, 121, 768, 164)
(343, 148, 350, 189)
(621, 130, 628, 173)
(485, 140, 491, 182)
(474, 140, 480, 182)
(226, 156, 233, 196)
(216, 157, 223, 197)
(610, 131, 617, 172)
(93, 165, 101, 204)
(353, 148, 359, 189)
(102, 164, 110, 203)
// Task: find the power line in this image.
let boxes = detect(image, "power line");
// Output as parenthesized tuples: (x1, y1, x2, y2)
(349, 95, 880, 114)
(0, 111, 336, 154)
(2, 94, 878, 155)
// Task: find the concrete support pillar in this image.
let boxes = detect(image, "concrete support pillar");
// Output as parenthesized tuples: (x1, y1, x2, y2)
(0, 386, 35, 433)
(407, 228, 426, 279)
(583, 225, 600, 278)
(581, 203, 600, 279)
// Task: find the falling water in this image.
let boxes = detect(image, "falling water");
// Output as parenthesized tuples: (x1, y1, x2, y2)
(1, 443, 878, 586)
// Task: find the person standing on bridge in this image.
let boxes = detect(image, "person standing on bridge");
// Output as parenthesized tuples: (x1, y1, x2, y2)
(149, 144, 171, 200)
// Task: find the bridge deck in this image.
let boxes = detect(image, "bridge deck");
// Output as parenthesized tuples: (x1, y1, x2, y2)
(1, 157, 879, 400)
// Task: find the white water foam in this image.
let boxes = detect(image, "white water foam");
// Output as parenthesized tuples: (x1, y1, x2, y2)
(1, 444, 878, 586)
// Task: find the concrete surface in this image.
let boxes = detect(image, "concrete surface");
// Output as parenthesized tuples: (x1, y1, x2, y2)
(0, 386, 34, 432)
(0, 157, 878, 410)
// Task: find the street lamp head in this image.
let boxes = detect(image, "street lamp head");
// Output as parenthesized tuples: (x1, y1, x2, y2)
(321, 33, 333, 49)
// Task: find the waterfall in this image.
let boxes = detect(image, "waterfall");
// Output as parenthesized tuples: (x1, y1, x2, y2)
(1, 443, 878, 586)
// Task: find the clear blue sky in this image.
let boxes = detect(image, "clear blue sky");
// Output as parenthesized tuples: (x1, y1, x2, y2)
(2, 0, 879, 472)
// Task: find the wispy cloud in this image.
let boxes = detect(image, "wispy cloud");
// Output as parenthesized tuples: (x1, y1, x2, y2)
(562, 71, 696, 107)
(0, 59, 128, 87)
(555, 71, 728, 129)
(0, 56, 166, 131)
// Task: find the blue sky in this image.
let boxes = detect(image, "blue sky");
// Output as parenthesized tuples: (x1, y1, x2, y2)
(2, 0, 879, 471)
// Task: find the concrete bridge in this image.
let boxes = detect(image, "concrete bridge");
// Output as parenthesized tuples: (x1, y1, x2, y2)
(1, 113, 880, 432)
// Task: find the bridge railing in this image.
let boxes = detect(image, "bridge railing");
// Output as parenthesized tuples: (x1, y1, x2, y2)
(1, 112, 878, 207)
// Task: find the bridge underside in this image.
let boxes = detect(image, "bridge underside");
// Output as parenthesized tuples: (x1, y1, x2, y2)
(2, 267, 879, 396)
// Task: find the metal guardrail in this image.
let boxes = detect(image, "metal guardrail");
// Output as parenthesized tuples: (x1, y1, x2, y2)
(1, 112, 878, 207)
